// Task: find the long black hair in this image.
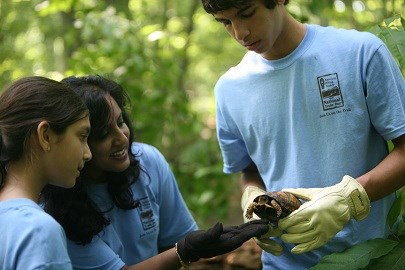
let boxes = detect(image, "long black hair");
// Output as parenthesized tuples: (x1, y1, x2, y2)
(41, 75, 140, 245)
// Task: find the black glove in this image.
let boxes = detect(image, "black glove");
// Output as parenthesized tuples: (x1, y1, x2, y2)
(176, 219, 269, 262)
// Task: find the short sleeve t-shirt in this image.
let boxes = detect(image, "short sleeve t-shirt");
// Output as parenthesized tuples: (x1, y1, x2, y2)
(0, 198, 72, 270)
(67, 143, 198, 269)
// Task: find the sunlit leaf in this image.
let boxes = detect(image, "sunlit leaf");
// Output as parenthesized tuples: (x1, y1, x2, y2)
(368, 15, 405, 71)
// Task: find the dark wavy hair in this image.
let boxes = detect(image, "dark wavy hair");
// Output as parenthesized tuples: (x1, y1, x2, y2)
(41, 75, 140, 245)
(0, 76, 88, 188)
(200, 0, 289, 13)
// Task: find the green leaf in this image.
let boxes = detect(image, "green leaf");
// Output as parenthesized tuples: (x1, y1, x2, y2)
(311, 238, 398, 270)
(388, 196, 403, 229)
(365, 244, 405, 270)
(383, 16, 399, 26)
(379, 27, 405, 68)
(367, 15, 405, 71)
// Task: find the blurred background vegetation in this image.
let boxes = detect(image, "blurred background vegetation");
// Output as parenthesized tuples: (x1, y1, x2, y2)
(0, 0, 404, 228)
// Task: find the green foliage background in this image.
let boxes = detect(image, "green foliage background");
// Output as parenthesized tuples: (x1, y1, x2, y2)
(0, 0, 404, 230)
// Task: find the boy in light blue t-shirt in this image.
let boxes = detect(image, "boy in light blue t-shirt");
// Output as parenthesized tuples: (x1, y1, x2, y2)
(200, 0, 405, 269)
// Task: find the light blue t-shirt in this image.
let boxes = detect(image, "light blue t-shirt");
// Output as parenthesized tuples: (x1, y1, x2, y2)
(67, 143, 198, 270)
(0, 198, 72, 270)
(215, 24, 405, 269)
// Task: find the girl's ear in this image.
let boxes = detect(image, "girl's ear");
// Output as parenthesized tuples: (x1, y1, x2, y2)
(37, 121, 52, 152)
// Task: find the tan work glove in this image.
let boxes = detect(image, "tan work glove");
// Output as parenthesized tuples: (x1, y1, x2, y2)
(278, 175, 370, 254)
(241, 186, 283, 256)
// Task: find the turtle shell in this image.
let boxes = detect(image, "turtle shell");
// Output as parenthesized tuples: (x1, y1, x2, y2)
(245, 191, 301, 222)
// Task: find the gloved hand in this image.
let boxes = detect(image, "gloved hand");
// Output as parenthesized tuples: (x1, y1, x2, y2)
(176, 219, 269, 263)
(241, 186, 283, 256)
(278, 175, 370, 254)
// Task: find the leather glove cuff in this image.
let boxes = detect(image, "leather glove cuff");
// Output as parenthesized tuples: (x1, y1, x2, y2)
(241, 186, 266, 222)
(339, 175, 370, 220)
(241, 186, 266, 211)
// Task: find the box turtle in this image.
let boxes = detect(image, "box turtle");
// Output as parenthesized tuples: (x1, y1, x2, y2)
(245, 191, 301, 223)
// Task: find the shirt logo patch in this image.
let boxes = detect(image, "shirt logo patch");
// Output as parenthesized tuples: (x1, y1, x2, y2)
(136, 197, 156, 230)
(317, 73, 344, 111)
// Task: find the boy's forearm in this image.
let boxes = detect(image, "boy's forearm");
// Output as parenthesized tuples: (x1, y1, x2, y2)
(240, 162, 266, 192)
(357, 134, 405, 201)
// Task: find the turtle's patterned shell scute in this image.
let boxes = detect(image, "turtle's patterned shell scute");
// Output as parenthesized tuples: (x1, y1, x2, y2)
(245, 191, 301, 222)
(254, 191, 301, 218)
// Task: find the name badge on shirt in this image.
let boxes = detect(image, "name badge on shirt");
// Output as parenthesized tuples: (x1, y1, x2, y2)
(317, 73, 344, 111)
(136, 197, 156, 230)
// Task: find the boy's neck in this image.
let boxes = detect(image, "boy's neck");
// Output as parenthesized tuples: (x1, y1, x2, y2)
(261, 15, 306, 60)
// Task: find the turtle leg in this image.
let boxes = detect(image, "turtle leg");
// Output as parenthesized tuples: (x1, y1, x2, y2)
(245, 202, 257, 220)
(271, 200, 282, 217)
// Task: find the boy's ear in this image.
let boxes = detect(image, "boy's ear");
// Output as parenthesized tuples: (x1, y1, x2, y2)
(37, 121, 52, 152)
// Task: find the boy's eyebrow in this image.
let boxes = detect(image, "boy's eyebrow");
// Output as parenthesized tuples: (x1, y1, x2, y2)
(214, 17, 227, 23)
(236, 5, 253, 14)
(213, 4, 253, 21)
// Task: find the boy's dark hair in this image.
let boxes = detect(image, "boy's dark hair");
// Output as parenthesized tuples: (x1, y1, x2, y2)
(41, 75, 141, 245)
(201, 0, 289, 14)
